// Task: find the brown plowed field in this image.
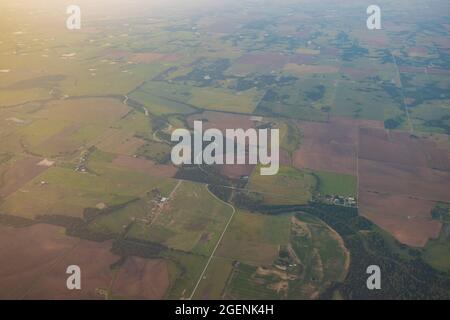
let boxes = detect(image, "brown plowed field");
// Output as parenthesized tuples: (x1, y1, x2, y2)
(0, 224, 171, 299)
(359, 127, 450, 170)
(0, 224, 117, 299)
(358, 127, 450, 247)
(111, 256, 169, 299)
(293, 117, 383, 175)
(293, 119, 360, 175)
(0, 156, 48, 199)
(359, 159, 450, 203)
(292, 117, 449, 247)
(359, 191, 441, 247)
(23, 239, 118, 299)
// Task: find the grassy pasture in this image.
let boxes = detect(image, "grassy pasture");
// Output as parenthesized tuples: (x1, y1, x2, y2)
(216, 210, 290, 265)
(310, 169, 357, 197)
(248, 166, 316, 205)
(188, 87, 261, 114)
(0, 164, 176, 219)
(16, 98, 130, 158)
(88, 199, 150, 235)
(163, 250, 208, 299)
(277, 120, 301, 156)
(191, 256, 234, 299)
(111, 110, 153, 138)
(136, 141, 172, 164)
(422, 227, 450, 273)
(128, 182, 233, 255)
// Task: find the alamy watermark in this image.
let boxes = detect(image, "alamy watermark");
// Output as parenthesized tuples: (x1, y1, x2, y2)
(366, 265, 381, 290)
(66, 265, 81, 290)
(66, 5, 81, 30)
(367, 5, 381, 30)
(171, 121, 279, 176)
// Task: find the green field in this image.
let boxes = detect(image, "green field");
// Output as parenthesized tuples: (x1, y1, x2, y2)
(226, 263, 281, 299)
(217, 210, 290, 265)
(248, 166, 316, 205)
(221, 212, 349, 299)
(0, 164, 176, 219)
(128, 182, 233, 255)
(192, 256, 235, 299)
(311, 169, 357, 197)
(422, 226, 450, 273)
(277, 120, 301, 156)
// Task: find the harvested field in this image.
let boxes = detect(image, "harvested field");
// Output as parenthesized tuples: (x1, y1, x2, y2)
(293, 117, 383, 175)
(0, 156, 48, 198)
(0, 224, 118, 299)
(111, 155, 177, 177)
(294, 149, 356, 176)
(0, 214, 171, 300)
(111, 257, 169, 299)
(359, 128, 450, 171)
(358, 127, 450, 247)
(38, 123, 82, 156)
(24, 240, 118, 299)
(95, 128, 146, 156)
(359, 191, 441, 247)
(0, 224, 78, 299)
(359, 159, 450, 203)
(293, 120, 358, 175)
(293, 119, 450, 247)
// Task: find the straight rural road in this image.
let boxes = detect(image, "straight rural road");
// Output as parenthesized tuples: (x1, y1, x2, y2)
(188, 185, 236, 300)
